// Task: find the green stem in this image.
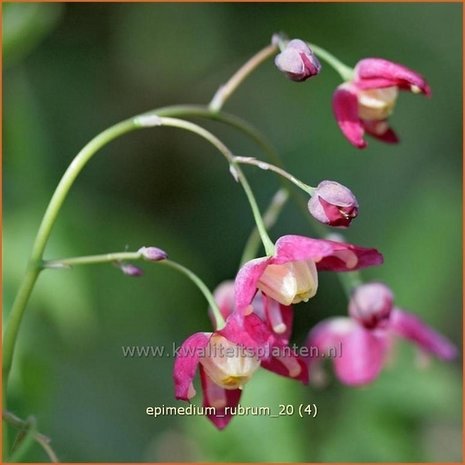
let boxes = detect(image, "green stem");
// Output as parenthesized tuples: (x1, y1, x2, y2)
(3, 412, 58, 462)
(189, 108, 362, 299)
(45, 251, 142, 268)
(158, 117, 275, 256)
(147, 105, 285, 167)
(309, 43, 354, 81)
(160, 260, 225, 330)
(8, 417, 37, 462)
(3, 384, 9, 458)
(3, 105, 274, 391)
(45, 251, 225, 331)
(30, 120, 137, 263)
(3, 267, 41, 381)
(209, 43, 278, 112)
(240, 188, 288, 265)
(337, 270, 363, 298)
(3, 118, 138, 384)
(234, 156, 315, 195)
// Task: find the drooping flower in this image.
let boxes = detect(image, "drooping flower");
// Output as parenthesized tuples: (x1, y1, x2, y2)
(275, 39, 321, 81)
(305, 282, 457, 386)
(174, 312, 307, 429)
(308, 180, 359, 228)
(235, 235, 383, 311)
(333, 58, 431, 148)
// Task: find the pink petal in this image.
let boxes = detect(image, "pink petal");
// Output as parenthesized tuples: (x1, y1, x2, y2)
(274, 235, 383, 271)
(210, 280, 235, 327)
(353, 77, 402, 90)
(218, 311, 274, 351)
(318, 197, 358, 228)
(389, 308, 457, 360)
(334, 323, 386, 386)
(307, 318, 386, 386)
(363, 120, 399, 144)
(355, 58, 431, 96)
(273, 235, 334, 263)
(251, 293, 294, 343)
(200, 366, 241, 430)
(261, 349, 308, 384)
(317, 241, 383, 271)
(234, 256, 271, 311)
(264, 295, 294, 343)
(332, 85, 367, 149)
(174, 332, 211, 400)
(274, 39, 321, 81)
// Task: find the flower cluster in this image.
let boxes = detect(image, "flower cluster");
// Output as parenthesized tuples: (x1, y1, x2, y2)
(174, 236, 385, 429)
(169, 35, 456, 430)
(4, 26, 458, 463)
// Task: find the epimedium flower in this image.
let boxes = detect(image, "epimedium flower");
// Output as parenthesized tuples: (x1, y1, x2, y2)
(275, 39, 321, 81)
(235, 235, 383, 311)
(308, 180, 359, 228)
(333, 58, 431, 148)
(174, 312, 307, 430)
(305, 282, 457, 386)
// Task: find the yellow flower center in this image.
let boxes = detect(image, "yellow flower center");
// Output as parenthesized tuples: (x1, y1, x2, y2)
(358, 86, 398, 121)
(257, 260, 318, 306)
(199, 335, 260, 390)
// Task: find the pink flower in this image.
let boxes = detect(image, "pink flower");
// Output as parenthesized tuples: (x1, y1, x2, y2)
(333, 58, 431, 148)
(306, 282, 457, 386)
(275, 39, 321, 82)
(308, 180, 359, 228)
(235, 235, 383, 311)
(174, 312, 307, 429)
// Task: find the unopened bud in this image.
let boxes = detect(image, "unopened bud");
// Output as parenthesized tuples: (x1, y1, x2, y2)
(308, 181, 358, 228)
(349, 282, 393, 328)
(120, 263, 144, 277)
(275, 39, 321, 82)
(138, 246, 168, 262)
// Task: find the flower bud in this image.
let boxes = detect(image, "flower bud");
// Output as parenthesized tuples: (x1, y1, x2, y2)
(275, 39, 321, 82)
(308, 181, 358, 228)
(349, 282, 393, 329)
(138, 246, 168, 262)
(120, 263, 144, 277)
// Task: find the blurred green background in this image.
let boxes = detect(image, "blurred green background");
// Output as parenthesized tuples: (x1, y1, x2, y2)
(3, 2, 462, 462)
